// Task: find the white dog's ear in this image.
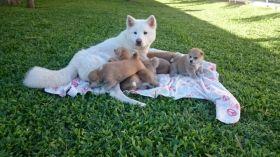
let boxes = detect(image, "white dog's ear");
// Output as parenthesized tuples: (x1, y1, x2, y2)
(127, 15, 136, 28)
(146, 15, 156, 28)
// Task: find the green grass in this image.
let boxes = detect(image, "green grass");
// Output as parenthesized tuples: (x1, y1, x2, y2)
(0, 0, 279, 156)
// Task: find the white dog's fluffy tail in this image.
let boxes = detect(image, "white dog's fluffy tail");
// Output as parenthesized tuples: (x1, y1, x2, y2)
(23, 65, 77, 88)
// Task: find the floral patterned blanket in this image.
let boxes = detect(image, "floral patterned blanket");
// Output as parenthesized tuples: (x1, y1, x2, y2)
(45, 61, 240, 124)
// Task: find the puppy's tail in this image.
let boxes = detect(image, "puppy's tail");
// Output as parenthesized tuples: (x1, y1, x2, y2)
(23, 64, 77, 88)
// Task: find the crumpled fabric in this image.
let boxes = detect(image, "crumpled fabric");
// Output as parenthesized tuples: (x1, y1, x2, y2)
(45, 61, 240, 124)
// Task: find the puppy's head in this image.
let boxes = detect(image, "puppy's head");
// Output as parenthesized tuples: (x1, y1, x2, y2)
(187, 48, 204, 65)
(88, 70, 100, 82)
(138, 69, 159, 89)
(138, 57, 160, 89)
(114, 47, 132, 60)
(120, 75, 140, 91)
(142, 57, 159, 74)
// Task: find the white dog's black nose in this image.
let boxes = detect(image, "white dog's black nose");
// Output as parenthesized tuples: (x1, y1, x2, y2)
(136, 39, 142, 46)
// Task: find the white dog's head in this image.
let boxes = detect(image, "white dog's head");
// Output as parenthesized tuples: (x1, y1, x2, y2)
(125, 15, 157, 50)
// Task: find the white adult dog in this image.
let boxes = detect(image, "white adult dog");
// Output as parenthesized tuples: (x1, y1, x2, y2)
(23, 15, 157, 107)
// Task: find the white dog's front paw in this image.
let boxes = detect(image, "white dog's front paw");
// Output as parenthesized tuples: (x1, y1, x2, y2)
(138, 102, 146, 107)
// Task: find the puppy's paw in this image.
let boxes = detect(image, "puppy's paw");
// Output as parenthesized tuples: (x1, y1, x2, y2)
(196, 72, 203, 78)
(197, 69, 204, 75)
(153, 81, 159, 87)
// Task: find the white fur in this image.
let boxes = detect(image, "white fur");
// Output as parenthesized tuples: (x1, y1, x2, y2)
(23, 15, 157, 106)
(132, 81, 137, 87)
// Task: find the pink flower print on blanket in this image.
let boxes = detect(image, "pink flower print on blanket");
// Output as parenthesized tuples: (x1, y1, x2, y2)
(166, 85, 176, 92)
(81, 87, 90, 94)
(71, 79, 80, 87)
(222, 95, 230, 101)
(227, 108, 237, 116)
(226, 103, 241, 117)
(209, 64, 216, 71)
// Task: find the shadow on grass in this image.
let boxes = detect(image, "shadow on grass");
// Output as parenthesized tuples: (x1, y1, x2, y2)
(163, 0, 222, 6)
(222, 2, 246, 8)
(183, 9, 203, 12)
(250, 37, 280, 42)
(234, 12, 280, 22)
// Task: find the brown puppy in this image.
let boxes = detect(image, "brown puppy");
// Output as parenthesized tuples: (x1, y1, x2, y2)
(147, 51, 177, 62)
(147, 52, 178, 74)
(108, 47, 133, 62)
(170, 48, 204, 78)
(120, 75, 141, 91)
(88, 52, 145, 89)
(112, 48, 159, 90)
(120, 58, 160, 90)
(155, 58, 170, 74)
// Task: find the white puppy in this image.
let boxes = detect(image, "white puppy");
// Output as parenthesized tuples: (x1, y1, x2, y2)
(23, 15, 157, 106)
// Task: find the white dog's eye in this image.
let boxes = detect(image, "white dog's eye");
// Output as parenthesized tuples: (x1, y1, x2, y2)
(134, 31, 137, 35)
(144, 31, 147, 35)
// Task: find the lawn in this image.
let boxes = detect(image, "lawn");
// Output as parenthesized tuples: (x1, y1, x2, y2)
(0, 0, 279, 156)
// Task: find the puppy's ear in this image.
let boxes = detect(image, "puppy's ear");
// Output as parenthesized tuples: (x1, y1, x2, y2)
(146, 15, 156, 28)
(127, 15, 136, 28)
(200, 51, 204, 56)
(150, 57, 159, 68)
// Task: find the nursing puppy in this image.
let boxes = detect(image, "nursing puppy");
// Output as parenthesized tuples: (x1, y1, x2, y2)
(23, 15, 157, 106)
(88, 53, 145, 89)
(154, 58, 170, 74)
(121, 58, 159, 91)
(112, 47, 159, 90)
(170, 48, 204, 78)
(147, 51, 178, 74)
(108, 47, 133, 62)
(147, 51, 177, 62)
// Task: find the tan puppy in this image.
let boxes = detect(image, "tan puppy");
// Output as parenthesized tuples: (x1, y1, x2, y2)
(88, 52, 145, 89)
(111, 48, 159, 90)
(155, 58, 170, 74)
(120, 75, 141, 91)
(147, 51, 177, 62)
(120, 58, 160, 90)
(147, 52, 178, 74)
(108, 47, 133, 62)
(170, 48, 204, 78)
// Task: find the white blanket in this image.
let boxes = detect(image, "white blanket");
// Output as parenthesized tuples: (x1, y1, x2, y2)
(44, 60, 240, 124)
